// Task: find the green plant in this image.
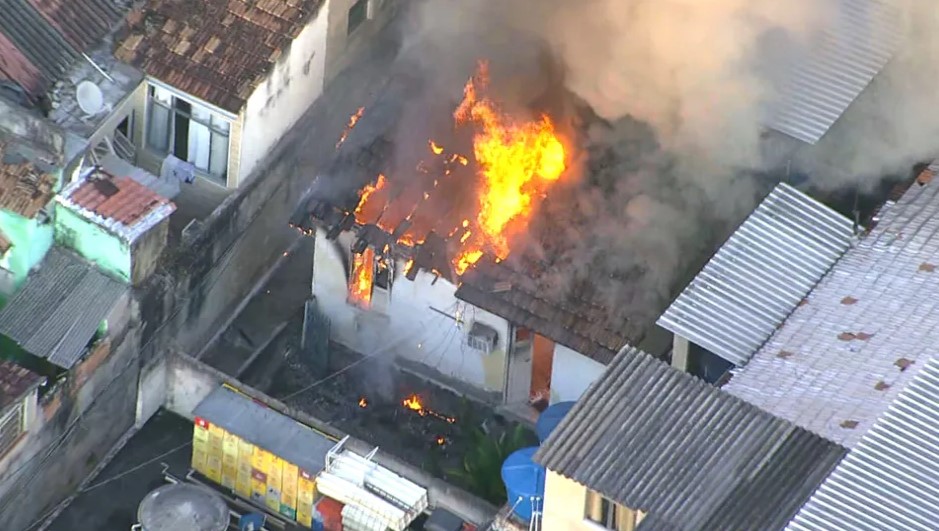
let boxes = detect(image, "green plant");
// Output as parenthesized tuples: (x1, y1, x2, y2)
(447, 424, 532, 504)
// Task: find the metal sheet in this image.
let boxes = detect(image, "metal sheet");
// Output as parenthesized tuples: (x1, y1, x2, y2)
(658, 183, 853, 366)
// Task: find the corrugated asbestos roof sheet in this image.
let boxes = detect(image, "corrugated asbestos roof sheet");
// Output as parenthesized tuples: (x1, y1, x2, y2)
(0, 247, 127, 369)
(786, 355, 939, 531)
(766, 0, 901, 144)
(193, 386, 336, 475)
(657, 183, 854, 366)
(534, 347, 846, 531)
(0, 0, 128, 97)
(723, 161, 939, 448)
(0, 0, 77, 96)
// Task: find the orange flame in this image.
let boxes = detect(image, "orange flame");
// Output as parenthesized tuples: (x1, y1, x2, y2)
(402, 394, 425, 414)
(453, 61, 566, 274)
(358, 397, 368, 408)
(400, 394, 457, 423)
(349, 61, 566, 280)
(348, 248, 374, 308)
(336, 107, 366, 149)
(354, 174, 387, 223)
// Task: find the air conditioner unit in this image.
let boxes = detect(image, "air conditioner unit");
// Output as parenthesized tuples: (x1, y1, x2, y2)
(466, 321, 498, 354)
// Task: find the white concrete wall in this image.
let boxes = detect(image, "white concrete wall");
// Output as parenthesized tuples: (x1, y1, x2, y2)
(550, 344, 605, 404)
(135, 356, 167, 427)
(239, 3, 330, 185)
(313, 230, 511, 394)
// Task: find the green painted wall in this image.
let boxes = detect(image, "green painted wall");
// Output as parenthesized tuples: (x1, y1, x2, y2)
(0, 209, 54, 291)
(54, 204, 131, 283)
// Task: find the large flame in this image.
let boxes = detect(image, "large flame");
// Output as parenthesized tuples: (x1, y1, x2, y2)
(454, 62, 566, 274)
(350, 61, 566, 278)
(348, 248, 374, 308)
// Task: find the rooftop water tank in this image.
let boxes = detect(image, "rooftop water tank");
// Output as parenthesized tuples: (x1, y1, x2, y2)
(137, 483, 229, 531)
(501, 447, 546, 523)
(535, 401, 576, 443)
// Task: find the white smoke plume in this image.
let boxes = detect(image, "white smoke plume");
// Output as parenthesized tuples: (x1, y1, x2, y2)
(385, 0, 939, 335)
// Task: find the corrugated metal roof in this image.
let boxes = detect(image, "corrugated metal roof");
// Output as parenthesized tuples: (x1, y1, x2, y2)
(0, 0, 130, 97)
(766, 0, 901, 144)
(0, 246, 127, 369)
(657, 183, 854, 366)
(786, 356, 939, 531)
(0, 0, 78, 96)
(722, 161, 939, 448)
(534, 347, 846, 530)
(193, 386, 336, 475)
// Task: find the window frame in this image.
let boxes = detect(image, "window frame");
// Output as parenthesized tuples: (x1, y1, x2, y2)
(145, 86, 231, 181)
(0, 400, 26, 458)
(347, 0, 369, 35)
(585, 490, 635, 531)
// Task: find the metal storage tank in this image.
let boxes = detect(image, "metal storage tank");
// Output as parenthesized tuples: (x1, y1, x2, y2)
(535, 401, 576, 443)
(137, 483, 229, 531)
(500, 447, 545, 523)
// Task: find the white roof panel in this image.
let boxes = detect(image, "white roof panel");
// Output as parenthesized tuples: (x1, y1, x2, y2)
(766, 0, 901, 144)
(787, 356, 939, 531)
(658, 183, 854, 366)
(724, 162, 939, 447)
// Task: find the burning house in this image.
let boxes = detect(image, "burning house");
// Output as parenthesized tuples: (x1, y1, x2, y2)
(292, 63, 671, 412)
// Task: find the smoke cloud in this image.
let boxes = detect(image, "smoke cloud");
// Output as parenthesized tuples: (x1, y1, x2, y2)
(381, 0, 939, 339)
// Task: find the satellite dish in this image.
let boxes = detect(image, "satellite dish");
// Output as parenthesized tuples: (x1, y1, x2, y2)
(76, 81, 104, 115)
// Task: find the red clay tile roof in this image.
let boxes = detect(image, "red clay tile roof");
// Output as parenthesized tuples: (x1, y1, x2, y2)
(0, 359, 41, 410)
(115, 0, 325, 112)
(0, 144, 57, 219)
(68, 175, 172, 227)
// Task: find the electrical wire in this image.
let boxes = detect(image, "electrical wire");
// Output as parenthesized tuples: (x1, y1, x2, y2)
(79, 441, 193, 493)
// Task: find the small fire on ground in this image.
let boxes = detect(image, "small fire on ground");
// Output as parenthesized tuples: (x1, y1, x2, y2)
(401, 394, 456, 424)
(351, 60, 568, 284)
(358, 396, 368, 408)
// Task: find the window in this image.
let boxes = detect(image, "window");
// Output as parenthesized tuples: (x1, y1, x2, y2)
(0, 402, 25, 457)
(146, 86, 230, 181)
(585, 490, 636, 531)
(374, 258, 391, 291)
(347, 0, 368, 35)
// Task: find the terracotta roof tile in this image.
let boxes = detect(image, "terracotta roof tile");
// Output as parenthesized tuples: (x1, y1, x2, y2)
(0, 144, 57, 219)
(0, 359, 41, 410)
(115, 0, 325, 112)
(65, 174, 171, 227)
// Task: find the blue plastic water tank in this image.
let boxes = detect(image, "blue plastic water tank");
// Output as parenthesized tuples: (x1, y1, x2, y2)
(501, 446, 546, 522)
(535, 401, 576, 443)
